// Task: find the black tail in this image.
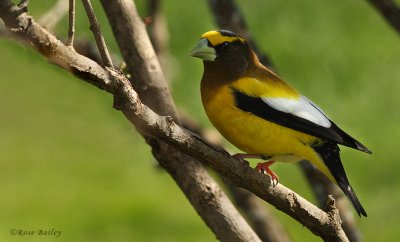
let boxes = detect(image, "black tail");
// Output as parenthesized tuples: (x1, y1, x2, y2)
(313, 142, 367, 217)
(331, 122, 372, 154)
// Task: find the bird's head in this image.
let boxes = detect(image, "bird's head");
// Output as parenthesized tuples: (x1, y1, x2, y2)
(191, 30, 256, 79)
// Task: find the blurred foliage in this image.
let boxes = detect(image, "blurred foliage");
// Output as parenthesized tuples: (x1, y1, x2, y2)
(0, 0, 399, 241)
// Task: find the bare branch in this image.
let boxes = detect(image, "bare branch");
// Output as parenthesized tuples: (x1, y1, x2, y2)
(229, 186, 293, 242)
(368, 0, 400, 33)
(180, 112, 293, 242)
(67, 0, 75, 47)
(118, 69, 350, 242)
(38, 0, 68, 30)
(99, 1, 263, 241)
(81, 0, 113, 68)
(0, 1, 350, 241)
(99, 0, 176, 118)
(143, 5, 283, 239)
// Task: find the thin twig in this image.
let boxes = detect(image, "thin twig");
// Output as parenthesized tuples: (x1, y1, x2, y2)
(67, 0, 76, 47)
(81, 0, 113, 68)
(99, 0, 177, 117)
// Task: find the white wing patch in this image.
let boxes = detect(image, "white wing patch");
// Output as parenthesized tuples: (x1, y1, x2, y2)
(261, 96, 332, 128)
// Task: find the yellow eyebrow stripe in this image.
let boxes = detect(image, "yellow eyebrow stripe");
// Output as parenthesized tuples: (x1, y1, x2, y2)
(201, 30, 245, 46)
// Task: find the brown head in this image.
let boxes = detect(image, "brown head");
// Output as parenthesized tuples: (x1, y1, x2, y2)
(191, 30, 258, 82)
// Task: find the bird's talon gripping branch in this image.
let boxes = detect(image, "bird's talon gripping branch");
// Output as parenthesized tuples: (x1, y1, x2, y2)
(255, 161, 279, 187)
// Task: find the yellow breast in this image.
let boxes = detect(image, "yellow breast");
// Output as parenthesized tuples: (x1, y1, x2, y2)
(201, 83, 319, 161)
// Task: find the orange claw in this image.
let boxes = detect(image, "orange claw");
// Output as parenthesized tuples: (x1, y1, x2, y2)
(255, 161, 279, 187)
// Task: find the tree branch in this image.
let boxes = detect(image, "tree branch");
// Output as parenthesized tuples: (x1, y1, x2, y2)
(0, 1, 349, 241)
(228, 186, 293, 242)
(81, 0, 113, 68)
(143, 2, 290, 240)
(67, 0, 75, 47)
(368, 0, 400, 33)
(99, 0, 176, 118)
(180, 111, 293, 242)
(98, 1, 261, 241)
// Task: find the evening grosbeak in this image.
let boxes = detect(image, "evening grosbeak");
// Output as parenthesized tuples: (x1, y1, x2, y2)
(190, 30, 371, 217)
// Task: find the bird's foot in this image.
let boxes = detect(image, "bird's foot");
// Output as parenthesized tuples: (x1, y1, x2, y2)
(255, 161, 279, 187)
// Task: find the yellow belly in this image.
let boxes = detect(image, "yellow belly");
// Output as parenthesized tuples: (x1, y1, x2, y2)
(202, 85, 321, 163)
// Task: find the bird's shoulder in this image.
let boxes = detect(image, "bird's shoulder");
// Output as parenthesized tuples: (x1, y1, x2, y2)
(230, 64, 299, 99)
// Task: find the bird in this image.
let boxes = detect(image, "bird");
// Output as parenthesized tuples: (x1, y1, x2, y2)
(190, 30, 371, 217)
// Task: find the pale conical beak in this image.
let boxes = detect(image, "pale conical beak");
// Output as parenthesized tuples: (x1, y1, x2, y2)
(190, 38, 216, 61)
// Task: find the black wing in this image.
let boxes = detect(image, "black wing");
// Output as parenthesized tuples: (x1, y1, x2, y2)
(231, 88, 371, 153)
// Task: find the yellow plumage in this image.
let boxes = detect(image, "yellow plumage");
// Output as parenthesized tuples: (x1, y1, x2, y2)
(201, 76, 333, 180)
(191, 30, 370, 216)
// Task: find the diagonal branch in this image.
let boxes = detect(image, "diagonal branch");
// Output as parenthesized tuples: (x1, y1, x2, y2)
(98, 1, 260, 241)
(144, 2, 290, 240)
(0, 1, 348, 241)
(81, 0, 113, 68)
(181, 111, 293, 242)
(368, 0, 400, 33)
(228, 186, 293, 242)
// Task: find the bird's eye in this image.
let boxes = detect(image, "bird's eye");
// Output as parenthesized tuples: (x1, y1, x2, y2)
(220, 41, 230, 50)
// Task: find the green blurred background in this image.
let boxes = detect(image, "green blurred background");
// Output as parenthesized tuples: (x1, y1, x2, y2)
(0, 0, 399, 241)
